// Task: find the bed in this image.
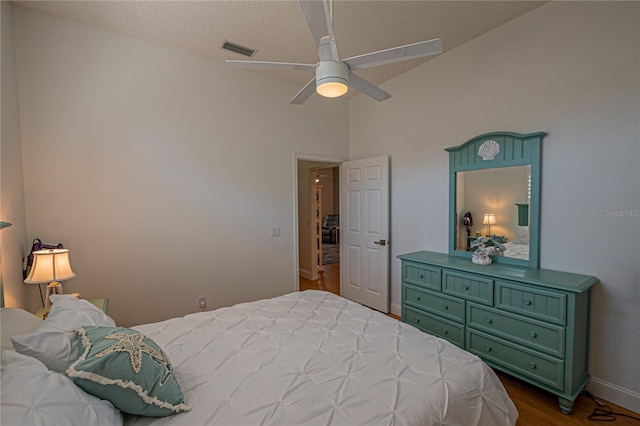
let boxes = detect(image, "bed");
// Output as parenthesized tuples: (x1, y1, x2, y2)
(1, 291, 518, 425)
(502, 241, 530, 260)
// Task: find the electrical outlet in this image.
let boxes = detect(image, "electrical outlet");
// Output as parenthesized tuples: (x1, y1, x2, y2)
(271, 226, 281, 237)
(198, 296, 206, 309)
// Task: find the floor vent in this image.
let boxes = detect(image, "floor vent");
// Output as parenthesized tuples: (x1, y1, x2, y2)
(221, 40, 256, 58)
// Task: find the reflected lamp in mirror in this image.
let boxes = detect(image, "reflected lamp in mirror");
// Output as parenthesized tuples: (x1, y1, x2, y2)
(482, 213, 497, 236)
(24, 249, 76, 316)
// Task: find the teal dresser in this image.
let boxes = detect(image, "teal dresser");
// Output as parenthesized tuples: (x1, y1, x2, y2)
(399, 250, 597, 414)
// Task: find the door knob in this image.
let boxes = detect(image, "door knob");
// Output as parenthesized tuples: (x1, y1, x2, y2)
(374, 240, 387, 246)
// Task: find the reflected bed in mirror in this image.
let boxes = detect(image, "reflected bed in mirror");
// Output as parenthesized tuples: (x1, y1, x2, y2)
(446, 131, 546, 268)
(456, 166, 531, 261)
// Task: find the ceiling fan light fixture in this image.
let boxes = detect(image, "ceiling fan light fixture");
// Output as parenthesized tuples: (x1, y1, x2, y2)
(317, 80, 348, 98)
(316, 61, 349, 98)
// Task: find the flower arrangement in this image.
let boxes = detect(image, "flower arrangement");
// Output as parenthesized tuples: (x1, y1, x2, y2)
(470, 236, 507, 265)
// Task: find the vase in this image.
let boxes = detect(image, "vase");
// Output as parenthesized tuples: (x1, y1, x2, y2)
(472, 254, 492, 265)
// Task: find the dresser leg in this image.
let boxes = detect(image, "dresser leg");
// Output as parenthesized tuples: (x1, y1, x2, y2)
(558, 397, 574, 414)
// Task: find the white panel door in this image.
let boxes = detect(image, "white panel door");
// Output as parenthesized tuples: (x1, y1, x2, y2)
(340, 155, 389, 312)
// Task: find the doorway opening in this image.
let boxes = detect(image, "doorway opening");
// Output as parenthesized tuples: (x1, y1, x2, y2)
(294, 155, 343, 295)
(294, 154, 390, 312)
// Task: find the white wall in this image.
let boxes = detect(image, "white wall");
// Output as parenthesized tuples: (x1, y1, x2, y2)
(1, 1, 29, 309)
(350, 1, 639, 411)
(11, 6, 349, 326)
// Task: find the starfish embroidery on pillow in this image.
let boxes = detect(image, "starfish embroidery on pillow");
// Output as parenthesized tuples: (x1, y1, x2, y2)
(95, 331, 172, 384)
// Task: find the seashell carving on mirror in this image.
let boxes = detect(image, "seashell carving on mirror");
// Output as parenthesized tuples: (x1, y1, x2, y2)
(477, 140, 500, 160)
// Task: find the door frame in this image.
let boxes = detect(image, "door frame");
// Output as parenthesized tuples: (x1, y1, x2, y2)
(292, 153, 346, 292)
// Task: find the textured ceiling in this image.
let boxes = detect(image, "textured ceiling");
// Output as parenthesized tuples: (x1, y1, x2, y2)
(11, 1, 546, 94)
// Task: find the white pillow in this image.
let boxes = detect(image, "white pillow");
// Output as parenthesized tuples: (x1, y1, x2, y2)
(512, 226, 530, 244)
(1, 350, 123, 426)
(11, 295, 115, 372)
(0, 307, 42, 352)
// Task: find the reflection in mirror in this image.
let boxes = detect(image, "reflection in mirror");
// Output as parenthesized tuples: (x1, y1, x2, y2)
(456, 165, 531, 261)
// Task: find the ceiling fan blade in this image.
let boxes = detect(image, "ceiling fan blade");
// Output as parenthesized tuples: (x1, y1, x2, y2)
(348, 72, 392, 102)
(344, 38, 443, 71)
(299, 0, 339, 61)
(289, 78, 317, 105)
(226, 60, 316, 72)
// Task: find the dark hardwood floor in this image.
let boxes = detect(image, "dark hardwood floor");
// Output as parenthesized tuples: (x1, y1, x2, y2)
(300, 262, 640, 425)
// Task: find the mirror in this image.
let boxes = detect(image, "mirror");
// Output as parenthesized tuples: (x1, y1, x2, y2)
(446, 132, 546, 268)
(455, 166, 531, 260)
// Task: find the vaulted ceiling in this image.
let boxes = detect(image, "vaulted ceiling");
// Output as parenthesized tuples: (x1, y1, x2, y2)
(12, 1, 546, 93)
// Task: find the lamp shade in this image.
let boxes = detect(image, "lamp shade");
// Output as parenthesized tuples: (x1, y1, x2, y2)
(482, 213, 497, 225)
(24, 249, 76, 284)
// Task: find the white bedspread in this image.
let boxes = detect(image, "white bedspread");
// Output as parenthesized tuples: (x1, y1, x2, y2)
(126, 291, 517, 425)
(502, 242, 529, 260)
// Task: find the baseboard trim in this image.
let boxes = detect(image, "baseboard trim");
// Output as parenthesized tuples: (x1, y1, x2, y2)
(299, 269, 311, 281)
(390, 301, 401, 317)
(588, 376, 640, 414)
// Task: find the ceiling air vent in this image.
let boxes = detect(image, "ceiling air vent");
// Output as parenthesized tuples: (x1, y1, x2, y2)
(221, 40, 256, 58)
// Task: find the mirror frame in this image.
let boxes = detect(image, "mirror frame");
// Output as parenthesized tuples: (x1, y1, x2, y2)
(446, 131, 546, 268)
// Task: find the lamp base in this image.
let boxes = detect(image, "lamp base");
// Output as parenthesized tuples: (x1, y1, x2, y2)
(43, 282, 64, 319)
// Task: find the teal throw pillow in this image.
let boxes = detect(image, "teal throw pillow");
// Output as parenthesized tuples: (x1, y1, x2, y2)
(66, 326, 191, 417)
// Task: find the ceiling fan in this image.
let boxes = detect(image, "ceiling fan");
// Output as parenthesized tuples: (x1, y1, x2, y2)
(226, 0, 443, 105)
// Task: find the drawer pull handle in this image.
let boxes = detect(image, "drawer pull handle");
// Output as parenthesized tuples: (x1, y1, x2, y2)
(485, 318, 493, 324)
(485, 346, 492, 352)
(464, 286, 470, 291)
(529, 362, 537, 369)
(416, 296, 421, 301)
(415, 318, 420, 324)
(529, 331, 538, 338)
(524, 300, 532, 306)
(419, 274, 424, 279)
(443, 305, 449, 310)
(442, 329, 448, 335)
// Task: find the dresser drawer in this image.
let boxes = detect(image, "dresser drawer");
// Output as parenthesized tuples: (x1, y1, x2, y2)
(403, 262, 441, 291)
(467, 303, 565, 357)
(404, 306, 464, 347)
(467, 330, 564, 390)
(443, 271, 493, 305)
(404, 285, 464, 323)
(496, 281, 567, 325)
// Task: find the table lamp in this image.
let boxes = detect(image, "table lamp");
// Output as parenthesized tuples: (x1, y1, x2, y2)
(24, 249, 76, 316)
(483, 213, 497, 236)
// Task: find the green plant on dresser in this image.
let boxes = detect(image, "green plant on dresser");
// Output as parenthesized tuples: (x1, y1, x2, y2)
(399, 250, 597, 415)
